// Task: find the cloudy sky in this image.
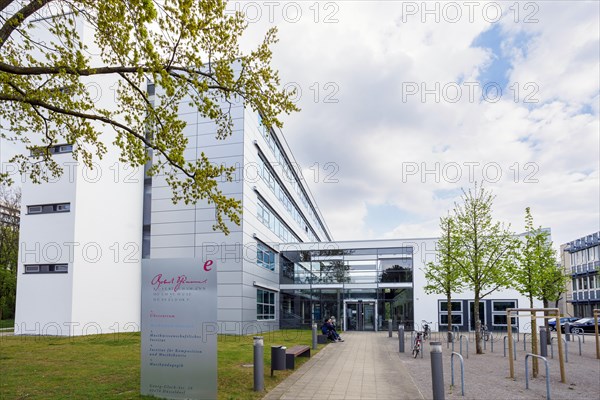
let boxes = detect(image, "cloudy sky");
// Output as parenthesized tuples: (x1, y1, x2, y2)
(232, 0, 600, 247)
(1, 1, 598, 250)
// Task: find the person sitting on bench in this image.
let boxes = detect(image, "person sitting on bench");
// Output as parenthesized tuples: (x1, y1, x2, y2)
(322, 318, 344, 342)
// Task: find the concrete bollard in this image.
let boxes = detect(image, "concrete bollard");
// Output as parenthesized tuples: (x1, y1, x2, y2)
(312, 323, 317, 350)
(539, 326, 548, 357)
(430, 342, 445, 400)
(398, 325, 405, 353)
(389, 319, 393, 337)
(253, 336, 264, 392)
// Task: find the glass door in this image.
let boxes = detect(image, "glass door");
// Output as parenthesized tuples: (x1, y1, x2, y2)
(363, 303, 375, 330)
(344, 301, 376, 331)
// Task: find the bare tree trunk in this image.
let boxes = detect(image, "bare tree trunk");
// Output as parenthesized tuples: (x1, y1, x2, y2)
(530, 296, 538, 377)
(474, 295, 482, 354)
(447, 292, 453, 343)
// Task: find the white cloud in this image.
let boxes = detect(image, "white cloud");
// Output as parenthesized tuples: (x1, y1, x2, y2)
(251, 1, 600, 247)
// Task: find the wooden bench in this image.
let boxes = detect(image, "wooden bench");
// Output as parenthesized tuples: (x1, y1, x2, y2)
(285, 345, 310, 369)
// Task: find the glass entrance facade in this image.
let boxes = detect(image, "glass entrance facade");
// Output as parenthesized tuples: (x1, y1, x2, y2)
(279, 245, 414, 331)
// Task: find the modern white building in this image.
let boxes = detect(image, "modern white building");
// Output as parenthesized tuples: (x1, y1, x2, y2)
(561, 232, 600, 317)
(14, 135, 144, 336)
(144, 83, 332, 335)
(13, 14, 145, 336)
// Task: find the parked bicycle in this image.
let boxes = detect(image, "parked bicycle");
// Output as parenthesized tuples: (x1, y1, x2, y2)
(422, 320, 432, 340)
(412, 331, 423, 358)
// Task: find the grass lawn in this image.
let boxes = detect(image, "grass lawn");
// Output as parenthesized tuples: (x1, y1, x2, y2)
(0, 329, 323, 399)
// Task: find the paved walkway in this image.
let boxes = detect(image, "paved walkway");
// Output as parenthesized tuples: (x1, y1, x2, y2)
(263, 332, 424, 400)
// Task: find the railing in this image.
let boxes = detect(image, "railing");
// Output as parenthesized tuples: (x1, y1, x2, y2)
(459, 335, 468, 359)
(525, 354, 551, 400)
(450, 352, 465, 396)
(504, 336, 516, 360)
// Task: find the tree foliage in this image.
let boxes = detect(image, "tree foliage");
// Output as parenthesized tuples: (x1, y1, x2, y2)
(451, 185, 519, 354)
(513, 207, 567, 345)
(423, 215, 464, 336)
(513, 207, 563, 307)
(0, 0, 298, 233)
(0, 185, 20, 320)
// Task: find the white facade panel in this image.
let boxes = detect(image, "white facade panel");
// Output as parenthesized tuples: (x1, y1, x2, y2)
(150, 247, 196, 259)
(151, 209, 197, 224)
(150, 222, 196, 236)
(150, 233, 196, 248)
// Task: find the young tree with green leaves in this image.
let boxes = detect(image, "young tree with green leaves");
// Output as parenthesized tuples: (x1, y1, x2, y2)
(513, 207, 567, 358)
(424, 215, 464, 342)
(451, 185, 519, 354)
(0, 0, 298, 233)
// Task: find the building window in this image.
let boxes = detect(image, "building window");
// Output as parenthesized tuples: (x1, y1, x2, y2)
(257, 289, 275, 320)
(256, 199, 300, 242)
(30, 144, 73, 157)
(438, 301, 463, 325)
(27, 203, 70, 214)
(24, 264, 68, 274)
(491, 300, 517, 326)
(257, 243, 275, 271)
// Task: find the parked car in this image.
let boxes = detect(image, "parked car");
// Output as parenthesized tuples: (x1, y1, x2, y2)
(548, 317, 580, 331)
(568, 318, 599, 334)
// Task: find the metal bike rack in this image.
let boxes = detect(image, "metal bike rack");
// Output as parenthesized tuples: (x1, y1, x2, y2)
(550, 337, 568, 363)
(572, 334, 582, 356)
(451, 352, 465, 396)
(503, 336, 516, 360)
(490, 333, 494, 353)
(525, 353, 551, 400)
(577, 331, 585, 344)
(459, 335, 468, 359)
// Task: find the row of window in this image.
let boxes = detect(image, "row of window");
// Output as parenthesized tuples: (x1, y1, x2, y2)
(24, 264, 68, 274)
(258, 157, 318, 242)
(257, 114, 327, 240)
(257, 289, 276, 320)
(257, 199, 300, 243)
(572, 274, 599, 291)
(27, 203, 70, 214)
(30, 144, 73, 157)
(257, 243, 276, 271)
(570, 245, 599, 265)
(438, 300, 517, 327)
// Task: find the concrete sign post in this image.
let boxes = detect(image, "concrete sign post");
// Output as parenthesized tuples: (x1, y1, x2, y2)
(141, 258, 218, 399)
